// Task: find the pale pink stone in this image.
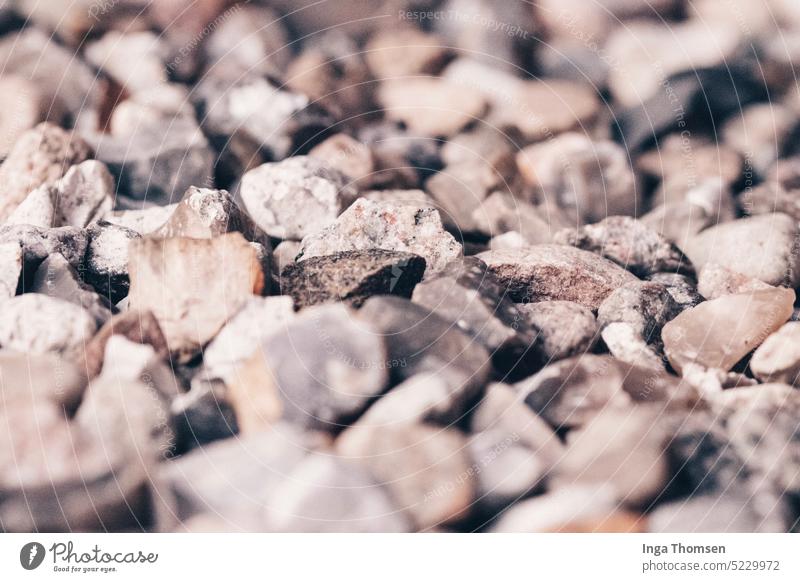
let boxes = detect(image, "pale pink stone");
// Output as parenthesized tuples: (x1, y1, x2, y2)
(662, 288, 795, 373)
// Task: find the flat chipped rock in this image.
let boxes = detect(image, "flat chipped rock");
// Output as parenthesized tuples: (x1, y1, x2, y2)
(281, 249, 426, 309)
(682, 213, 800, 287)
(554, 216, 693, 277)
(662, 287, 795, 373)
(298, 198, 463, 275)
(750, 322, 800, 385)
(228, 303, 388, 433)
(0, 122, 92, 221)
(377, 77, 486, 138)
(128, 233, 264, 360)
(240, 156, 357, 240)
(477, 245, 638, 308)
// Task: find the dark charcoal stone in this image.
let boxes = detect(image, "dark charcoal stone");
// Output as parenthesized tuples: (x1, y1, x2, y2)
(280, 249, 426, 309)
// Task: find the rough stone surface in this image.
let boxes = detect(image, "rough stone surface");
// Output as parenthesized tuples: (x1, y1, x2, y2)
(85, 31, 169, 93)
(554, 216, 693, 277)
(553, 406, 672, 506)
(516, 301, 599, 362)
(170, 375, 239, 453)
(721, 384, 800, 498)
(648, 273, 704, 311)
(477, 245, 639, 308)
(354, 372, 471, 428)
(281, 249, 426, 310)
(0, 76, 51, 158)
(128, 234, 264, 360)
(240, 156, 358, 240)
(0, 294, 96, 357)
(0, 123, 92, 221)
(104, 204, 177, 235)
(471, 191, 559, 245)
(0, 350, 87, 414)
(298, 198, 463, 275)
(682, 213, 800, 287)
(159, 424, 326, 529)
(490, 484, 620, 533)
(489, 79, 600, 142)
(662, 287, 795, 373)
(0, 225, 88, 273)
(365, 28, 448, 79)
